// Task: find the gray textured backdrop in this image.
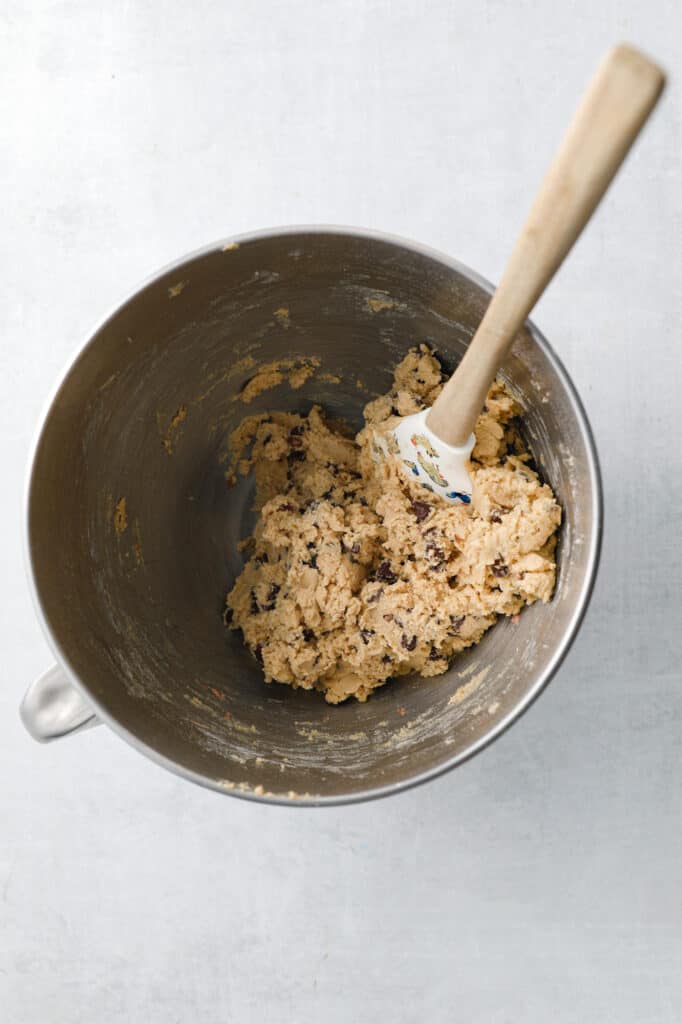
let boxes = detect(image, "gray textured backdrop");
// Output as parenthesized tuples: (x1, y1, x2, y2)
(2, 2, 681, 1021)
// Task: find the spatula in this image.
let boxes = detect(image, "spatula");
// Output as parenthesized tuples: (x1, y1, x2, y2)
(389, 43, 665, 503)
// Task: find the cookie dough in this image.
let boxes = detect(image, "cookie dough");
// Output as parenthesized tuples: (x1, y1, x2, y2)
(226, 345, 561, 704)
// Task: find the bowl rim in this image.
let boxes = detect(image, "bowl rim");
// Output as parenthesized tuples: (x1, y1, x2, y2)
(23, 224, 603, 807)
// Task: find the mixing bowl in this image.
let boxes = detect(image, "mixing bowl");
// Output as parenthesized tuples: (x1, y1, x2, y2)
(21, 227, 602, 804)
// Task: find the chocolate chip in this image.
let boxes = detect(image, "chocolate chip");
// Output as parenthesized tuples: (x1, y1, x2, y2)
(303, 553, 318, 569)
(360, 629, 373, 645)
(383, 613, 394, 622)
(429, 647, 443, 660)
(410, 500, 431, 522)
(302, 628, 315, 642)
(287, 450, 306, 463)
(401, 634, 417, 651)
(366, 588, 384, 604)
(343, 489, 355, 500)
(490, 513, 502, 524)
(290, 424, 304, 435)
(278, 502, 295, 512)
(289, 435, 303, 448)
(321, 488, 334, 500)
(250, 592, 259, 615)
(382, 654, 392, 663)
(491, 558, 509, 578)
(376, 561, 397, 584)
(341, 540, 360, 555)
(359, 497, 368, 507)
(425, 540, 446, 571)
(262, 433, 272, 444)
(255, 552, 269, 564)
(449, 615, 465, 633)
(263, 583, 280, 610)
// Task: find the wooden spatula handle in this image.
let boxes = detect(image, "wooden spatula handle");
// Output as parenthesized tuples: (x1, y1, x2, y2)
(427, 43, 665, 448)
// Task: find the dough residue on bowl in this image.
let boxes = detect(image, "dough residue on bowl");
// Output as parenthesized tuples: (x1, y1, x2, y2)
(235, 357, 321, 404)
(225, 345, 561, 704)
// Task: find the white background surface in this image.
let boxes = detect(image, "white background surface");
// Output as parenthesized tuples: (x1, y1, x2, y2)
(2, 2, 681, 1021)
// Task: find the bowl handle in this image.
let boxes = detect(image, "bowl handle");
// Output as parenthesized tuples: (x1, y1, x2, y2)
(20, 664, 100, 742)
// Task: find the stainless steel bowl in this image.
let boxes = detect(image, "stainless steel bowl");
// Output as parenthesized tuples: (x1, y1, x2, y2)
(21, 227, 602, 805)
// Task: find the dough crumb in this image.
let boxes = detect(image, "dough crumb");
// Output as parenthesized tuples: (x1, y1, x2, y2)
(273, 307, 291, 329)
(225, 346, 561, 704)
(114, 497, 127, 535)
(162, 405, 187, 454)
(367, 294, 396, 313)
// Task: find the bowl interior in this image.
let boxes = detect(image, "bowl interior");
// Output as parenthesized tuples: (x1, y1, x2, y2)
(28, 230, 599, 802)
